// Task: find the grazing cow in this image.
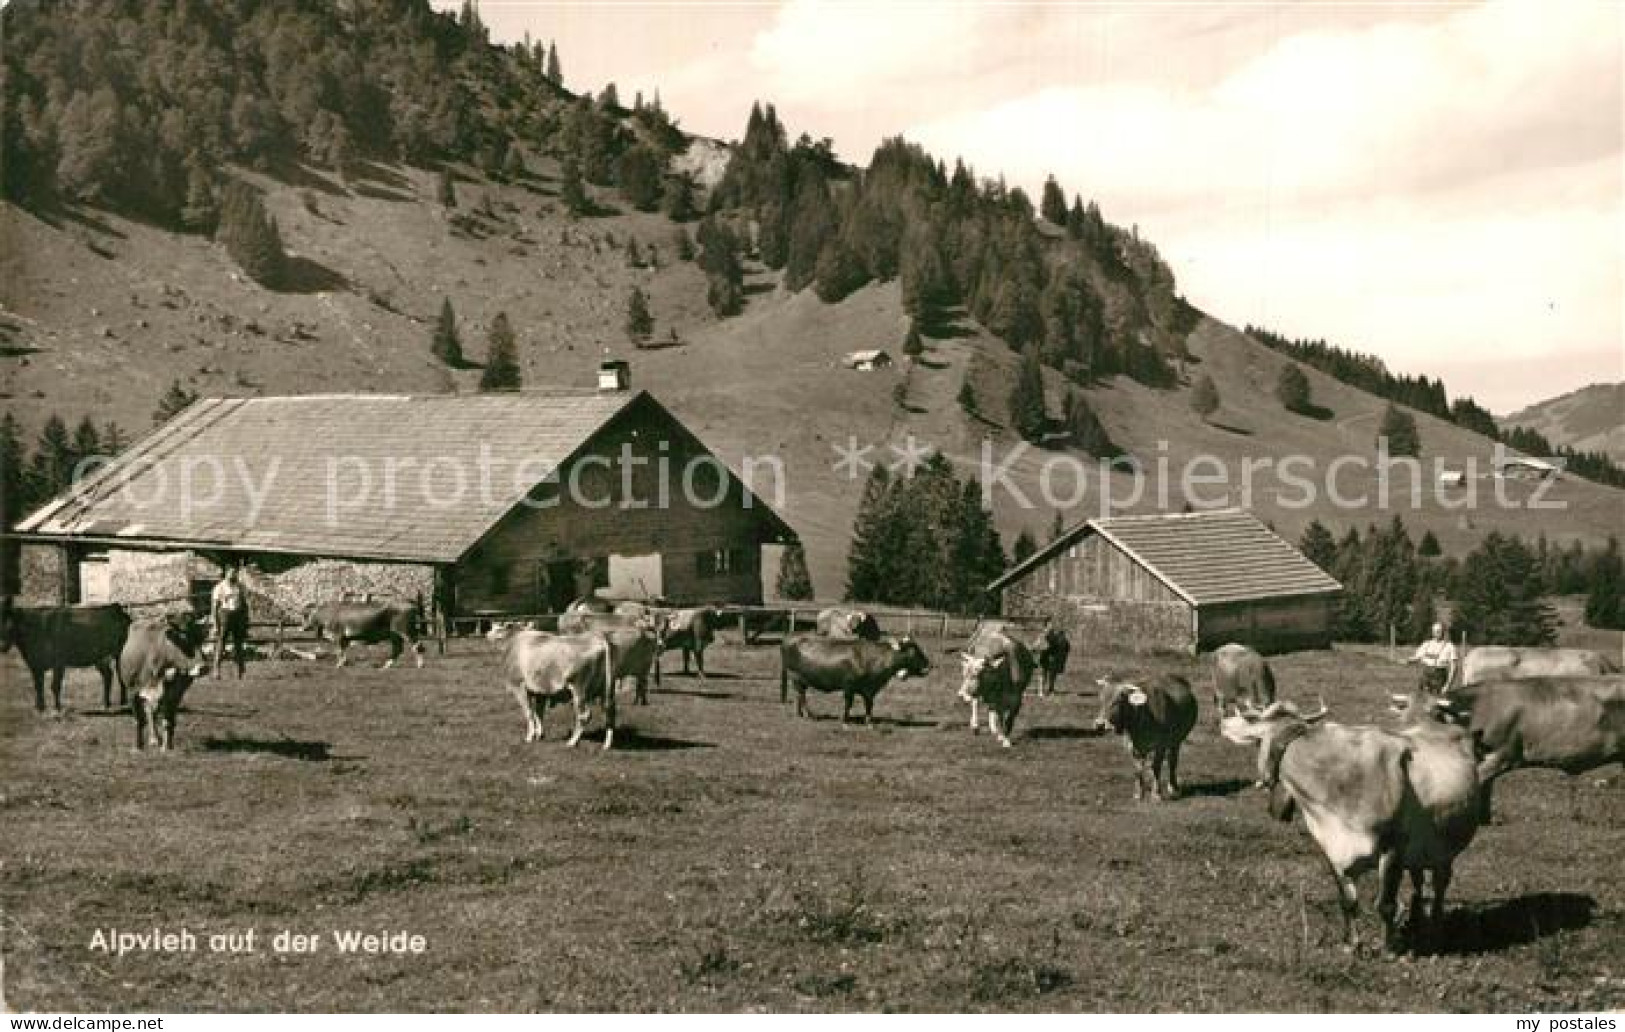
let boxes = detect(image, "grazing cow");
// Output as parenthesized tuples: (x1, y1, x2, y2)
(779, 635, 931, 723)
(1222, 702, 1482, 952)
(120, 614, 208, 751)
(303, 600, 424, 668)
(1211, 642, 1277, 727)
(656, 607, 718, 679)
(498, 629, 619, 749)
(1093, 674, 1198, 801)
(1032, 624, 1070, 696)
(1459, 646, 1619, 686)
(0, 599, 131, 712)
(957, 629, 1033, 748)
(1398, 676, 1624, 818)
(816, 607, 882, 640)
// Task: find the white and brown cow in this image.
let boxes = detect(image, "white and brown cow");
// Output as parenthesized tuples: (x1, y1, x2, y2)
(497, 629, 619, 749)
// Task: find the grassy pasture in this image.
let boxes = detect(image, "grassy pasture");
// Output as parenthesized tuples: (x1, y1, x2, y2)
(2, 640, 1620, 1013)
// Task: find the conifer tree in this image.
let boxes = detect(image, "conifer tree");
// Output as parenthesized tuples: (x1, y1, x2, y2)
(430, 298, 463, 365)
(625, 287, 653, 342)
(560, 157, 588, 215)
(663, 171, 697, 222)
(1008, 348, 1047, 443)
(1040, 175, 1068, 225)
(218, 181, 286, 287)
(1190, 373, 1220, 420)
(479, 312, 522, 391)
(1584, 538, 1623, 630)
(1299, 519, 1337, 572)
(1276, 364, 1312, 413)
(1012, 528, 1037, 565)
(776, 543, 814, 601)
(154, 380, 199, 425)
(1418, 530, 1442, 557)
(902, 321, 924, 358)
(1454, 532, 1557, 646)
(957, 380, 977, 415)
(1379, 403, 1421, 457)
(546, 42, 562, 85)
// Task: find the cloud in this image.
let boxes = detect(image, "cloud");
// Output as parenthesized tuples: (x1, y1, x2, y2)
(906, 2, 1620, 215)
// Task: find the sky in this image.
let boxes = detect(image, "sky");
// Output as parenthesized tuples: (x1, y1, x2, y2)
(468, 1, 1623, 414)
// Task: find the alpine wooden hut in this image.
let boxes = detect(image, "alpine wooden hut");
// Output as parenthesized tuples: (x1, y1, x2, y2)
(988, 508, 1342, 655)
(11, 375, 796, 626)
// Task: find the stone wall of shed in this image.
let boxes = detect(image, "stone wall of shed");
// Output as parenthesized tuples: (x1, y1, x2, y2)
(1002, 587, 1195, 656)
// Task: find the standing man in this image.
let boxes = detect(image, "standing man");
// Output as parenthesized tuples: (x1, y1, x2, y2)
(210, 566, 251, 679)
(1407, 620, 1458, 694)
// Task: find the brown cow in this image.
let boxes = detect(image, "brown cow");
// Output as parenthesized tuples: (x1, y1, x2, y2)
(121, 614, 208, 751)
(0, 599, 131, 712)
(1211, 642, 1277, 728)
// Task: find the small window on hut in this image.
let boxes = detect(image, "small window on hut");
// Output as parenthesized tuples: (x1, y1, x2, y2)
(696, 548, 739, 579)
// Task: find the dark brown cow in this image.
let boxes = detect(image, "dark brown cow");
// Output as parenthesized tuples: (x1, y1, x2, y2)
(303, 600, 424, 668)
(120, 614, 207, 751)
(0, 599, 132, 712)
(957, 629, 1033, 748)
(1093, 674, 1198, 801)
(779, 635, 931, 723)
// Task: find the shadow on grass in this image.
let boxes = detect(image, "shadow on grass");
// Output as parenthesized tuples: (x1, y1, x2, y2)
(1425, 892, 1595, 956)
(352, 182, 413, 203)
(278, 256, 349, 294)
(602, 728, 715, 752)
(1207, 419, 1254, 436)
(1026, 726, 1106, 741)
(915, 356, 950, 371)
(200, 736, 342, 762)
(653, 687, 735, 701)
(1290, 402, 1336, 422)
(1179, 777, 1254, 798)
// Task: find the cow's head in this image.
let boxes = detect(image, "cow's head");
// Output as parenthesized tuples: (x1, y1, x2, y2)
(889, 636, 930, 679)
(1219, 698, 1328, 746)
(958, 650, 1005, 697)
(1390, 691, 1471, 728)
(164, 611, 206, 654)
(1093, 677, 1149, 733)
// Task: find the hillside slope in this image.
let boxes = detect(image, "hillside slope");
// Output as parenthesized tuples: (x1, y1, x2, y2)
(1501, 383, 1625, 462)
(5, 162, 1620, 598)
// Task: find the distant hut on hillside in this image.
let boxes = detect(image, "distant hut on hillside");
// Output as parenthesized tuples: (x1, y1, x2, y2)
(843, 349, 892, 371)
(989, 509, 1342, 655)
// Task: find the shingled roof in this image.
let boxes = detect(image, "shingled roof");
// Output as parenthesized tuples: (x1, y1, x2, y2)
(989, 509, 1341, 606)
(14, 390, 793, 564)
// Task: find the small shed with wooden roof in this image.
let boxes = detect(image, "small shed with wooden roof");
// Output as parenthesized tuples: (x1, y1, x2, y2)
(988, 509, 1341, 655)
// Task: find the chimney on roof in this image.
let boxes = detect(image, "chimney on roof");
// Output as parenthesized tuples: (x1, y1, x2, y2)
(598, 359, 631, 392)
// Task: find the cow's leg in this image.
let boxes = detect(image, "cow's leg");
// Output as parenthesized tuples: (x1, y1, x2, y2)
(841, 690, 854, 725)
(133, 696, 150, 750)
(969, 698, 981, 733)
(692, 646, 706, 681)
(602, 682, 617, 752)
(159, 695, 179, 752)
(566, 691, 590, 748)
(860, 690, 874, 726)
(1165, 742, 1183, 799)
(29, 665, 46, 712)
(1323, 856, 1361, 950)
(49, 665, 65, 714)
(382, 633, 403, 670)
(412, 640, 425, 669)
(1376, 851, 1404, 953)
(528, 692, 550, 742)
(1404, 869, 1427, 933)
(1429, 864, 1452, 925)
(98, 660, 115, 710)
(989, 709, 1011, 749)
(334, 635, 350, 668)
(795, 680, 811, 719)
(1149, 748, 1169, 801)
(1130, 751, 1148, 801)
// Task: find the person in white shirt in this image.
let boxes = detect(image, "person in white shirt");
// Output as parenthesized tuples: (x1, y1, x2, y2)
(1407, 621, 1458, 694)
(209, 567, 250, 679)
